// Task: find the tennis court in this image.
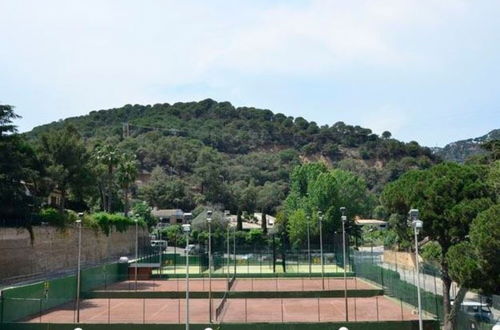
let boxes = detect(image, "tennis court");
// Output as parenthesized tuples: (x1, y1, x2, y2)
(102, 277, 376, 292)
(22, 296, 420, 324)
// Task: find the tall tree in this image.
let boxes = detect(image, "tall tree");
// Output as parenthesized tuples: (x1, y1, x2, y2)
(284, 164, 371, 242)
(256, 181, 286, 234)
(139, 166, 193, 210)
(39, 125, 91, 211)
(446, 204, 500, 329)
(194, 147, 225, 204)
(381, 162, 495, 330)
(93, 144, 120, 212)
(0, 105, 41, 221)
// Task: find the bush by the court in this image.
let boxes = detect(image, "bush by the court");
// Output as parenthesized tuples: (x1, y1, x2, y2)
(91, 212, 145, 236)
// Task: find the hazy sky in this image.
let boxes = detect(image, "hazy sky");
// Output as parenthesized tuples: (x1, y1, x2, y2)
(1, 0, 499, 146)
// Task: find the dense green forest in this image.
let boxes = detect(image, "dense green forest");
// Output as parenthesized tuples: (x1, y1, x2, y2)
(21, 99, 438, 214)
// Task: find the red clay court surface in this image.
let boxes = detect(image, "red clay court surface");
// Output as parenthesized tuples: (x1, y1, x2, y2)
(100, 277, 377, 292)
(23, 297, 420, 324)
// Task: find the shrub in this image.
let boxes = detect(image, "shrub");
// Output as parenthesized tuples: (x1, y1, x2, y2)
(39, 207, 65, 227)
(92, 212, 145, 236)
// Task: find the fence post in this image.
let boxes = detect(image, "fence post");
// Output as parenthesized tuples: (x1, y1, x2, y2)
(0, 292, 4, 324)
(39, 298, 42, 323)
(380, 266, 385, 287)
(433, 272, 439, 320)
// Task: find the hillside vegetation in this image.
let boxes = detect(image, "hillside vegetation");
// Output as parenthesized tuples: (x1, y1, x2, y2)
(28, 99, 438, 207)
(434, 129, 500, 163)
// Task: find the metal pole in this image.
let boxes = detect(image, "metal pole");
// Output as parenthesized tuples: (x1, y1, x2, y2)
(341, 207, 348, 322)
(233, 227, 236, 275)
(318, 212, 324, 290)
(185, 233, 190, 330)
(409, 209, 423, 330)
(135, 219, 138, 291)
(227, 225, 230, 288)
(76, 218, 82, 323)
(208, 219, 212, 323)
(307, 217, 311, 277)
(159, 229, 162, 279)
(415, 226, 423, 330)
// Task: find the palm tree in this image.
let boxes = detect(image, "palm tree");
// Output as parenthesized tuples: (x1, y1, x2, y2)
(93, 145, 120, 212)
(116, 154, 138, 217)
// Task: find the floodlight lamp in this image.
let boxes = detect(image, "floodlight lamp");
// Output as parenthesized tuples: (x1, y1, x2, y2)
(182, 224, 191, 233)
(408, 209, 419, 220)
(413, 219, 423, 230)
(76, 219, 82, 224)
(78, 212, 84, 218)
(224, 210, 230, 216)
(340, 207, 346, 216)
(341, 215, 347, 223)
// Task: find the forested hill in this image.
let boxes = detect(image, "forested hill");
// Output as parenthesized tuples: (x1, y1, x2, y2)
(433, 129, 500, 163)
(27, 99, 438, 210)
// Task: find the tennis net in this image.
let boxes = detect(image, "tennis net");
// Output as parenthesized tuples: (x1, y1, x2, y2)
(216, 274, 236, 321)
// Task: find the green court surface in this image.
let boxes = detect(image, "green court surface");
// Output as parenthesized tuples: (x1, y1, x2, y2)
(153, 264, 350, 275)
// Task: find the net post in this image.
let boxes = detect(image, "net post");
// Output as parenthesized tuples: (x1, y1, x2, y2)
(376, 295, 380, 321)
(245, 298, 248, 323)
(108, 298, 110, 324)
(280, 298, 284, 323)
(400, 296, 404, 320)
(143, 298, 145, 324)
(317, 297, 320, 322)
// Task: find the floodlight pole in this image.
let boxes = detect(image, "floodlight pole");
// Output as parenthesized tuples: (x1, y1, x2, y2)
(409, 209, 423, 330)
(182, 223, 191, 330)
(307, 216, 311, 276)
(233, 226, 237, 275)
(225, 210, 230, 288)
(135, 217, 139, 291)
(207, 211, 213, 323)
(318, 211, 324, 290)
(340, 207, 348, 322)
(158, 228, 162, 279)
(75, 214, 83, 323)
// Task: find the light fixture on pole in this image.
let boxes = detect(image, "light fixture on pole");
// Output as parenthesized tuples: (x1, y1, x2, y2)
(225, 210, 230, 289)
(233, 219, 237, 276)
(340, 207, 348, 322)
(307, 215, 311, 277)
(75, 213, 83, 323)
(134, 216, 139, 291)
(182, 223, 192, 330)
(207, 210, 213, 323)
(158, 227, 162, 279)
(318, 211, 324, 290)
(409, 209, 423, 330)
